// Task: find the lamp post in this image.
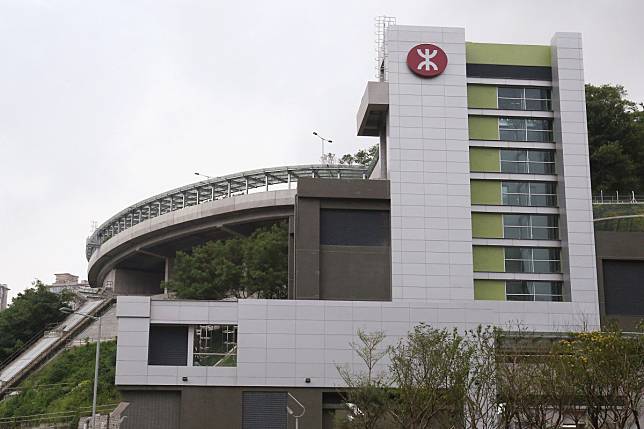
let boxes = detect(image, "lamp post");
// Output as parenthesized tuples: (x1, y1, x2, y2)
(194, 172, 212, 180)
(60, 307, 101, 429)
(312, 131, 333, 161)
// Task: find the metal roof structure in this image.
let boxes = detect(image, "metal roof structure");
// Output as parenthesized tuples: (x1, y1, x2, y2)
(86, 164, 368, 260)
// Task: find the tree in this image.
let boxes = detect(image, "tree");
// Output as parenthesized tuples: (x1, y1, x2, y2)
(462, 326, 503, 429)
(164, 223, 288, 300)
(242, 223, 289, 299)
(556, 329, 644, 429)
(585, 84, 644, 193)
(0, 281, 73, 363)
(336, 330, 390, 429)
(387, 324, 469, 429)
(339, 145, 379, 167)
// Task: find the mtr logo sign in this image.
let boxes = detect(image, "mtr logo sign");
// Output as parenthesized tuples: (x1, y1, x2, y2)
(406, 44, 448, 78)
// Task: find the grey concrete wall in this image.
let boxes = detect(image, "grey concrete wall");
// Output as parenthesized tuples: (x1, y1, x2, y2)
(114, 268, 164, 296)
(75, 304, 118, 341)
(595, 231, 644, 330)
(294, 178, 391, 301)
(120, 386, 327, 429)
(121, 390, 181, 429)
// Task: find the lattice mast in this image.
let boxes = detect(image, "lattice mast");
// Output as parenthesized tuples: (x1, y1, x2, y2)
(375, 16, 396, 81)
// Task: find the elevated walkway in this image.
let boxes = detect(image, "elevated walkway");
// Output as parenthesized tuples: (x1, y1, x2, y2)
(0, 298, 112, 397)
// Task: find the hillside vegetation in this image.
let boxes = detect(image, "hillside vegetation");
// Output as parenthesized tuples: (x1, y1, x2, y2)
(0, 282, 72, 363)
(0, 341, 120, 425)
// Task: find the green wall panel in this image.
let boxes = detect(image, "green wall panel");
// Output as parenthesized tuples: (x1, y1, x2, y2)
(468, 116, 499, 141)
(473, 246, 505, 272)
(474, 280, 506, 300)
(467, 85, 497, 109)
(470, 180, 502, 205)
(471, 213, 503, 238)
(466, 42, 552, 66)
(469, 147, 500, 172)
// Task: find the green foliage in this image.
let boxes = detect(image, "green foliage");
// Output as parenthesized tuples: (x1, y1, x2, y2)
(0, 341, 120, 421)
(338, 325, 644, 429)
(0, 281, 73, 363)
(164, 223, 288, 300)
(586, 84, 644, 193)
(388, 324, 469, 429)
(339, 145, 379, 167)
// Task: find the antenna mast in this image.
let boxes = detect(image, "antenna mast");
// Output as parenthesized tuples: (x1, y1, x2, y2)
(375, 16, 396, 81)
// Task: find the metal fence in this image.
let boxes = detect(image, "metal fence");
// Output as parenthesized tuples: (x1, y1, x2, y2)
(592, 191, 643, 204)
(0, 404, 119, 429)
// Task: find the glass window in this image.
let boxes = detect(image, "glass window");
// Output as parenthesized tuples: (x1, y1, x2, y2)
(507, 281, 563, 301)
(499, 117, 553, 142)
(505, 247, 560, 273)
(500, 149, 555, 174)
(503, 214, 559, 240)
(498, 87, 551, 111)
(193, 324, 238, 367)
(502, 181, 557, 207)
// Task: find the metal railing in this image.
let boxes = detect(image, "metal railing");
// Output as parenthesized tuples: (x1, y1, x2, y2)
(592, 191, 643, 204)
(86, 164, 368, 260)
(0, 322, 61, 373)
(0, 299, 114, 398)
(0, 403, 118, 428)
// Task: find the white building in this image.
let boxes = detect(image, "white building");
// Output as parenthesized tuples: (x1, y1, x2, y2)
(104, 25, 599, 428)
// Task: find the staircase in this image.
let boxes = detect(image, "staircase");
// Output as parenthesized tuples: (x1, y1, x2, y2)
(0, 298, 114, 397)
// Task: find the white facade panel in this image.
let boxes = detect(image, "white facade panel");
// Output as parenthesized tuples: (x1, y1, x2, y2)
(387, 25, 473, 302)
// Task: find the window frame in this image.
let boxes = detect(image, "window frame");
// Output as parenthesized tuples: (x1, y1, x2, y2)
(500, 149, 556, 175)
(504, 247, 561, 273)
(503, 214, 559, 240)
(192, 324, 238, 367)
(506, 280, 563, 301)
(497, 86, 552, 111)
(501, 181, 557, 207)
(499, 117, 553, 142)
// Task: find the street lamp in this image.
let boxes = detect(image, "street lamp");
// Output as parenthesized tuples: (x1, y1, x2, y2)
(312, 131, 333, 160)
(60, 307, 101, 429)
(194, 172, 212, 180)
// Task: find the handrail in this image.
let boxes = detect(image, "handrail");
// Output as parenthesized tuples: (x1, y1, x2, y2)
(0, 318, 75, 372)
(0, 404, 118, 425)
(0, 299, 114, 397)
(593, 214, 644, 222)
(0, 327, 51, 373)
(287, 392, 306, 418)
(86, 164, 368, 260)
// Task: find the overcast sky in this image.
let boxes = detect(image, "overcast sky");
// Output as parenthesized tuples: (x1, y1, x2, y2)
(1, 0, 643, 301)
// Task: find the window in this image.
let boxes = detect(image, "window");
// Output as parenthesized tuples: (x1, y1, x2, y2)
(506, 281, 563, 301)
(193, 324, 238, 367)
(498, 87, 551, 111)
(505, 247, 561, 273)
(502, 181, 557, 207)
(320, 209, 390, 246)
(148, 325, 188, 366)
(503, 214, 559, 240)
(499, 117, 553, 142)
(500, 149, 555, 174)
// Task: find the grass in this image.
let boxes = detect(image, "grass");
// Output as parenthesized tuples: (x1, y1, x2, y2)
(593, 203, 644, 232)
(0, 341, 120, 426)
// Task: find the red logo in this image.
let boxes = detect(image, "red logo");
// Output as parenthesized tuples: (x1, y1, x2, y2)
(406, 44, 448, 77)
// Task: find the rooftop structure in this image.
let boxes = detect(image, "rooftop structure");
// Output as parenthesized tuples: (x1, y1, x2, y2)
(45, 273, 90, 295)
